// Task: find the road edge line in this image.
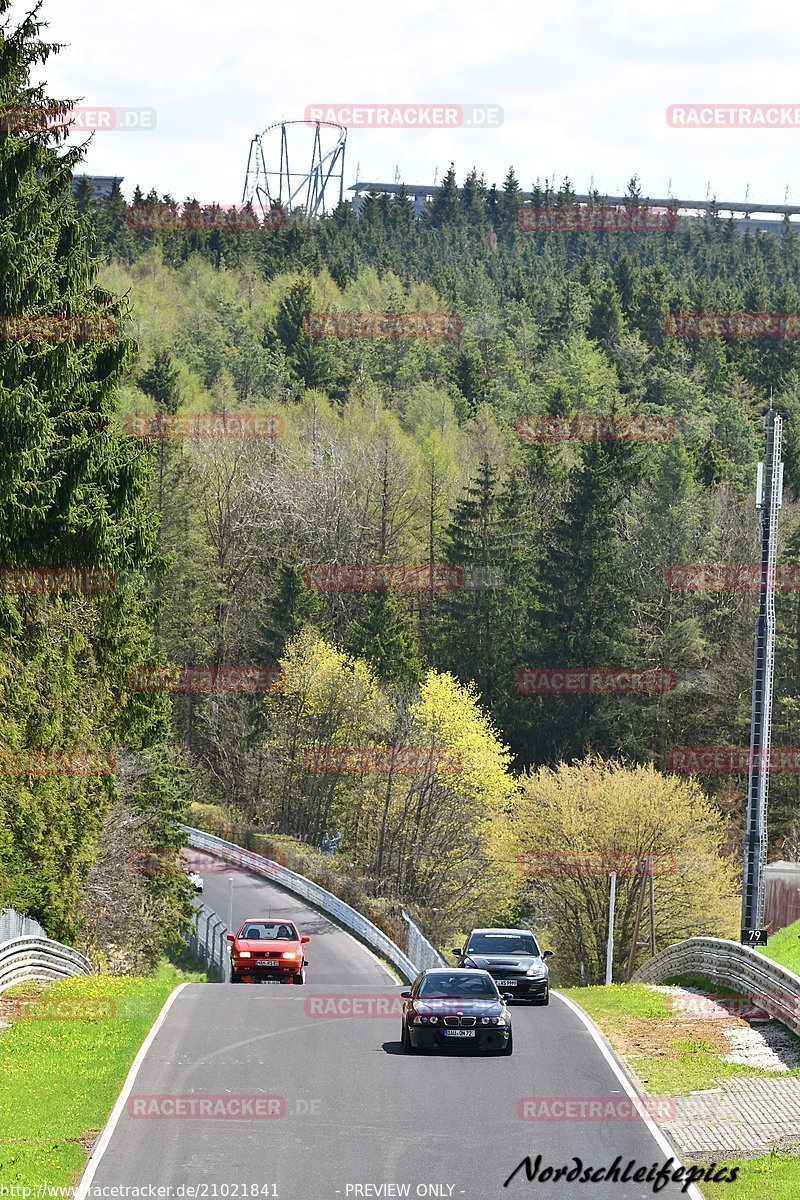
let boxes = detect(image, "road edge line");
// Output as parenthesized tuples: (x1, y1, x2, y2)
(553, 990, 705, 1200)
(74, 982, 189, 1200)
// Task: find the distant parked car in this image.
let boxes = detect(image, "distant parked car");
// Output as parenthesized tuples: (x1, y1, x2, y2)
(227, 918, 309, 984)
(400, 968, 513, 1055)
(452, 928, 554, 1004)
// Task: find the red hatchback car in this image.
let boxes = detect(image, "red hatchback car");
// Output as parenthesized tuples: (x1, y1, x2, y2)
(228, 918, 309, 984)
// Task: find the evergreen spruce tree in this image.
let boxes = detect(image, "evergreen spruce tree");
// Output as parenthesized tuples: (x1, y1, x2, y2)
(529, 438, 640, 763)
(346, 588, 422, 690)
(0, 2, 180, 938)
(436, 459, 537, 749)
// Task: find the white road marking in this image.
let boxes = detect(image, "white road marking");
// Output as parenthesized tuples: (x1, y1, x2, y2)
(74, 984, 188, 1200)
(553, 991, 705, 1199)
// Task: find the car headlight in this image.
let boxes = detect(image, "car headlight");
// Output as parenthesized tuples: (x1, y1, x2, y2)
(237, 951, 251, 959)
(481, 1016, 499, 1025)
(282, 952, 300, 959)
(527, 965, 547, 977)
(428, 1015, 438, 1024)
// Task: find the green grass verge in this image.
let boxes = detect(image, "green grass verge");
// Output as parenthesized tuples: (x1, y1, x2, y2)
(762, 919, 800, 975)
(0, 962, 202, 1188)
(701, 1152, 800, 1199)
(563, 985, 800, 1198)
(560, 982, 800, 1093)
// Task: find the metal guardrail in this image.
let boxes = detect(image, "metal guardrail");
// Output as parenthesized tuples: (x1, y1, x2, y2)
(402, 909, 446, 969)
(0, 936, 92, 994)
(632, 936, 800, 1036)
(186, 902, 229, 981)
(183, 826, 420, 981)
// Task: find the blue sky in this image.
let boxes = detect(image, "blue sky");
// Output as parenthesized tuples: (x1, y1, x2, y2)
(10, 0, 800, 208)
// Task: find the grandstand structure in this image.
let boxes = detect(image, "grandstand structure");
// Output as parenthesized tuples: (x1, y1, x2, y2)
(349, 181, 800, 233)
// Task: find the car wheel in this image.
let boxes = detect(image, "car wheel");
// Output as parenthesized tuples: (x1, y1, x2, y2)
(293, 971, 305, 985)
(230, 967, 240, 983)
(402, 1021, 415, 1054)
(502, 1030, 514, 1056)
(533, 989, 549, 1006)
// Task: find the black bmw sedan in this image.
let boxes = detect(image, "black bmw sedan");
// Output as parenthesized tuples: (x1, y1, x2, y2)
(453, 928, 554, 1004)
(400, 968, 513, 1055)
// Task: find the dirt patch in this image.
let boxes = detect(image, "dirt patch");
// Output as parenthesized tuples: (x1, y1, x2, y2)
(610, 1016, 739, 1060)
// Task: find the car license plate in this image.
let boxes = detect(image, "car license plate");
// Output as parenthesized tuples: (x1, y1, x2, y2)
(255, 959, 281, 966)
(497, 979, 517, 986)
(444, 1029, 475, 1037)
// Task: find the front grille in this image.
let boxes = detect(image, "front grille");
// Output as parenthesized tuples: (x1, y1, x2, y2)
(443, 1015, 476, 1027)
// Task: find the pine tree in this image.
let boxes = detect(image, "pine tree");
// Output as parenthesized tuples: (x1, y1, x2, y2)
(530, 439, 641, 763)
(428, 164, 459, 228)
(0, 2, 174, 937)
(259, 564, 327, 662)
(436, 458, 537, 742)
(346, 588, 422, 690)
(139, 349, 181, 413)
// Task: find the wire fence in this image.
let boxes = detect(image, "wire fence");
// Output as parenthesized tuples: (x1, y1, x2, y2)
(402, 909, 446, 970)
(185, 902, 229, 981)
(0, 907, 47, 946)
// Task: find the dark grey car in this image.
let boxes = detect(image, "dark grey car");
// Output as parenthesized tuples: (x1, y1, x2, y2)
(453, 927, 554, 1004)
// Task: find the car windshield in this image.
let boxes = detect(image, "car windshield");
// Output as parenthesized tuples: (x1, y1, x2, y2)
(240, 923, 296, 940)
(467, 933, 539, 956)
(417, 972, 499, 999)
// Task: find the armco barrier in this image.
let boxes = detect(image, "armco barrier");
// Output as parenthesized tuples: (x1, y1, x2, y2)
(632, 936, 800, 1036)
(0, 936, 92, 994)
(183, 825, 420, 980)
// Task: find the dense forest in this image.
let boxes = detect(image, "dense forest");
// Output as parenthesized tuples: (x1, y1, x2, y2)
(3, 1, 799, 977)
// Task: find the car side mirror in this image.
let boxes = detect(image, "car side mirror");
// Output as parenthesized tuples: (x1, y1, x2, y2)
(543, 949, 555, 958)
(300, 936, 310, 944)
(400, 990, 411, 999)
(227, 934, 235, 941)
(502, 992, 514, 1002)
(451, 948, 462, 957)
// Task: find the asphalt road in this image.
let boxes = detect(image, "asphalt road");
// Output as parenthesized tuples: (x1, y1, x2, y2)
(79, 853, 705, 1200)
